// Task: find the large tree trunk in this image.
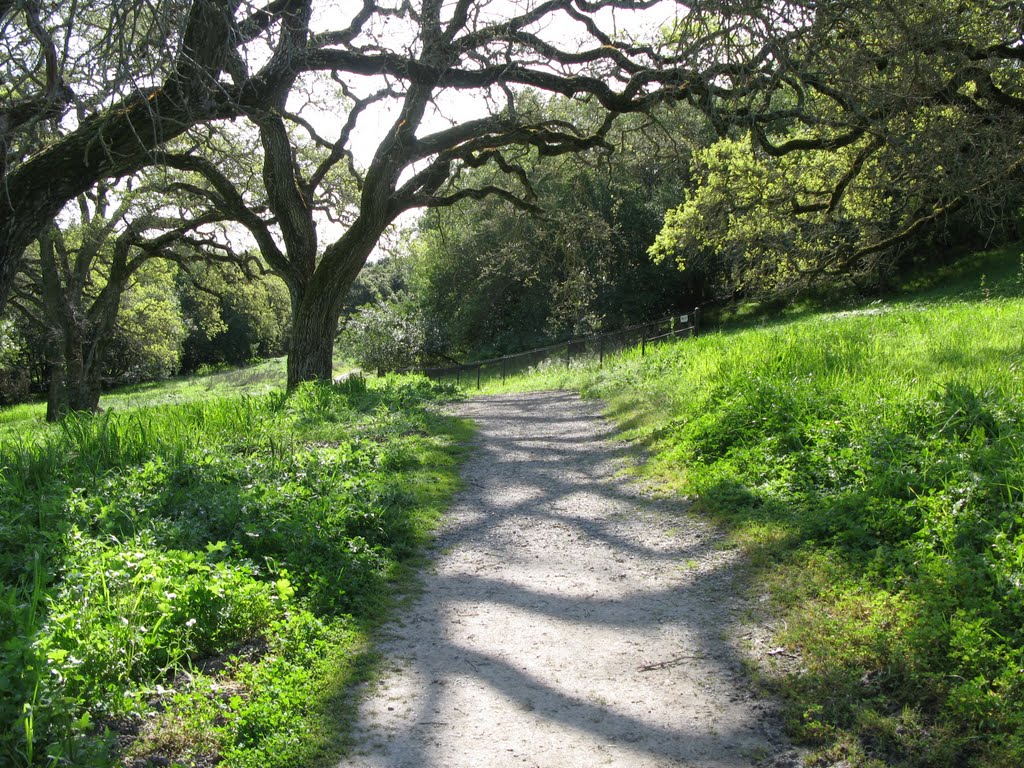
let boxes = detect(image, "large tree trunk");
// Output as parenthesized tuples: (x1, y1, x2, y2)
(63, 356, 102, 413)
(45, 328, 102, 419)
(287, 327, 335, 387)
(287, 297, 338, 388)
(284, 215, 393, 389)
(52, 369, 102, 415)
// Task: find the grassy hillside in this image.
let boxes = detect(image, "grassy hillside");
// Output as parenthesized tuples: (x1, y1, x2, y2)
(0, 373, 467, 766)
(0, 357, 362, 430)
(494, 246, 1024, 767)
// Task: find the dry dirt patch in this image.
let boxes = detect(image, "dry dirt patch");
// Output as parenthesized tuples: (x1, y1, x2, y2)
(343, 391, 799, 768)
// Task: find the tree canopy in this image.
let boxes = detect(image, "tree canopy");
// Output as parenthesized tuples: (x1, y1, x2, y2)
(0, 0, 299, 312)
(113, 0, 764, 387)
(651, 0, 1024, 294)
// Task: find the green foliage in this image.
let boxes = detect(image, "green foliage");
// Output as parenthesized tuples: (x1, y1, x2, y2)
(0, 319, 22, 370)
(180, 264, 292, 371)
(650, 0, 1024, 298)
(650, 137, 871, 292)
(338, 299, 428, 373)
(106, 260, 188, 385)
(403, 101, 706, 361)
(0, 374, 466, 766)
(341, 249, 413, 316)
(496, 257, 1024, 767)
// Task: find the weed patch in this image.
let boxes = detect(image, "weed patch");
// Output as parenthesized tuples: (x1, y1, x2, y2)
(0, 374, 466, 766)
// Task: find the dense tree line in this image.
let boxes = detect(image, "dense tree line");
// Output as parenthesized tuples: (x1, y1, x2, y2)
(339, 102, 713, 368)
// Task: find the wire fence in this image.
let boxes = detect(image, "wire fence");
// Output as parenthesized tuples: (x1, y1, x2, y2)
(412, 308, 700, 389)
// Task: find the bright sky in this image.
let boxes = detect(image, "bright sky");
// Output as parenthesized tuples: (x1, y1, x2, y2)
(302, 0, 687, 167)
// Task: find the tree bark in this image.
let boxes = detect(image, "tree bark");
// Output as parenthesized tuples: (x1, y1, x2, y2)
(45, 325, 102, 419)
(283, 182, 397, 389)
(287, 296, 338, 387)
(63, 347, 103, 414)
(45, 356, 64, 422)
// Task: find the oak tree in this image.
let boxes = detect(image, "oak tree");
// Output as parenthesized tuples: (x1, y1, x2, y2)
(653, 0, 1024, 292)
(0, 0, 321, 314)
(7, 183, 230, 418)
(155, 0, 756, 387)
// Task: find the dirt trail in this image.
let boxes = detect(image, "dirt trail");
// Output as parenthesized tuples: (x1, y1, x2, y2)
(343, 391, 799, 767)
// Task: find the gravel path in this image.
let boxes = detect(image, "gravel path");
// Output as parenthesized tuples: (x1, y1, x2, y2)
(343, 391, 798, 767)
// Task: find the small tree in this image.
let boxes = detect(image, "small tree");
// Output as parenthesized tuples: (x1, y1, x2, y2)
(7, 181, 244, 418)
(104, 260, 189, 386)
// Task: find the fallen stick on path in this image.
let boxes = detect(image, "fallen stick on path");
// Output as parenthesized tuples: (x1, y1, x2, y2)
(637, 654, 704, 672)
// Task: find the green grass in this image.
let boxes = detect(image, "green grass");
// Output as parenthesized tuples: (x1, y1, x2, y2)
(0, 372, 467, 767)
(487, 245, 1024, 767)
(0, 357, 358, 433)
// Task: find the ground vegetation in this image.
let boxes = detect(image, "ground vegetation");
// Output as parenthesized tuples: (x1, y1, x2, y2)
(0, 373, 466, 765)
(491, 247, 1024, 767)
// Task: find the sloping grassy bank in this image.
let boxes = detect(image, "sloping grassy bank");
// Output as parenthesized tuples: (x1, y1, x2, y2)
(498, 289, 1024, 766)
(0, 375, 468, 766)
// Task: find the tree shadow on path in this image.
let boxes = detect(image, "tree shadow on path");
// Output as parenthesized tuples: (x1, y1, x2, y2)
(344, 391, 797, 768)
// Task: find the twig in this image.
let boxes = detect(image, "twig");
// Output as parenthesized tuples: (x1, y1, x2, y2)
(637, 654, 703, 672)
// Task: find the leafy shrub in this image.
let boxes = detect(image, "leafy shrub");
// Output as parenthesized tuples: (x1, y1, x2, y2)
(337, 300, 427, 372)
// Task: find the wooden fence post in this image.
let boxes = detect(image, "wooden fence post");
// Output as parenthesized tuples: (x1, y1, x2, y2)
(477, 364, 482, 389)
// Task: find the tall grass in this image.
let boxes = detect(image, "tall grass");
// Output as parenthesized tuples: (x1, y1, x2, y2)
(497, 278, 1024, 766)
(0, 374, 466, 766)
(0, 356, 358, 436)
